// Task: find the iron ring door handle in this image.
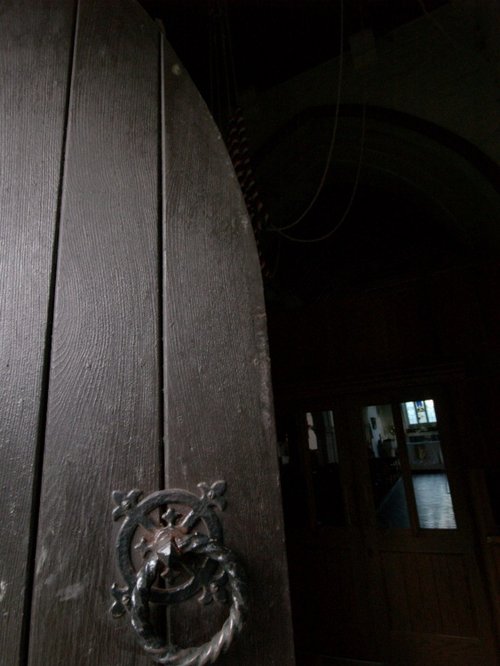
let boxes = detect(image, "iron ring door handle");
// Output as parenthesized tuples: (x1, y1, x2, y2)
(111, 481, 247, 665)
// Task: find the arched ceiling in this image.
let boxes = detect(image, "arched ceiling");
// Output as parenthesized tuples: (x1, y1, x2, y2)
(135, 1, 500, 307)
(253, 109, 500, 305)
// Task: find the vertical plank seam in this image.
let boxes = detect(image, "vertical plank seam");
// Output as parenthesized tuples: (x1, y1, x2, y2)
(158, 26, 166, 491)
(158, 25, 172, 646)
(18, 2, 80, 663)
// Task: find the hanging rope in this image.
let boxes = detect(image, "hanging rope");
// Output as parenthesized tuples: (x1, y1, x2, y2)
(270, 0, 345, 234)
(275, 102, 367, 244)
(415, 0, 460, 49)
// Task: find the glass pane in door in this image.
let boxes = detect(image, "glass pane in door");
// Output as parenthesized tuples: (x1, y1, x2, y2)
(306, 411, 346, 526)
(401, 399, 457, 529)
(363, 405, 410, 528)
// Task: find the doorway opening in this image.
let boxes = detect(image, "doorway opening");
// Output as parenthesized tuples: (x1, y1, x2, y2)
(273, 381, 497, 666)
(363, 399, 457, 531)
(260, 110, 500, 664)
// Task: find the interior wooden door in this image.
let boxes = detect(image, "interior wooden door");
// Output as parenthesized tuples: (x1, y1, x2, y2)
(279, 378, 498, 666)
(279, 404, 385, 663)
(349, 385, 498, 666)
(0, 1, 295, 664)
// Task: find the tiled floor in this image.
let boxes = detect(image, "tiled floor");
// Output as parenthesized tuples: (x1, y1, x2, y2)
(377, 472, 456, 529)
(413, 473, 457, 528)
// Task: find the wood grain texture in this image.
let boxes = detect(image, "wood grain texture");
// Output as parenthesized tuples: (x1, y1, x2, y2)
(27, 1, 161, 663)
(161, 37, 296, 665)
(0, 2, 75, 663)
(380, 547, 497, 663)
(389, 632, 489, 666)
(381, 551, 479, 638)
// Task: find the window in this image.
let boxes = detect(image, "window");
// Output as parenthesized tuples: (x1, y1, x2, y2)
(305, 410, 346, 527)
(404, 399, 437, 425)
(362, 398, 457, 530)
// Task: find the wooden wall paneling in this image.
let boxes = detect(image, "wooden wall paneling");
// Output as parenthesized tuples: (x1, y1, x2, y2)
(468, 469, 500, 643)
(432, 553, 472, 637)
(389, 632, 488, 666)
(161, 36, 296, 665)
(27, 1, 161, 663)
(0, 2, 75, 663)
(381, 552, 411, 631)
(443, 554, 479, 637)
(413, 553, 441, 634)
(402, 551, 429, 634)
(384, 552, 491, 664)
(488, 540, 500, 635)
(394, 552, 442, 635)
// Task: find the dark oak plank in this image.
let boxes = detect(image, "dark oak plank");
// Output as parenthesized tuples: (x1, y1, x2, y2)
(390, 632, 488, 666)
(414, 553, 442, 634)
(0, 2, 75, 663)
(28, 1, 161, 663)
(161, 37, 296, 665)
(381, 552, 411, 631)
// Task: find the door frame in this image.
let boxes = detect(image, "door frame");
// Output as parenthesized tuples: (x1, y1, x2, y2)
(274, 363, 499, 664)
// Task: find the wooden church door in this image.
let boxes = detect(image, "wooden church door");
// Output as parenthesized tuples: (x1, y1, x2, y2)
(0, 1, 295, 664)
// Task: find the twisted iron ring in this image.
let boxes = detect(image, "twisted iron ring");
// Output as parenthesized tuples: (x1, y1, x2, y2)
(130, 537, 247, 665)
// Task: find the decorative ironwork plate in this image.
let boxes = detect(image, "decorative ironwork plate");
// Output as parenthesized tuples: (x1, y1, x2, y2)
(111, 481, 247, 665)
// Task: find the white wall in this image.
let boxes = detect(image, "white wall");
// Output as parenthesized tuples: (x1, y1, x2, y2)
(243, 2, 500, 164)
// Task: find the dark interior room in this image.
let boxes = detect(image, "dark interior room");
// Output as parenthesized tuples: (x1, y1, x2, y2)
(139, 1, 500, 664)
